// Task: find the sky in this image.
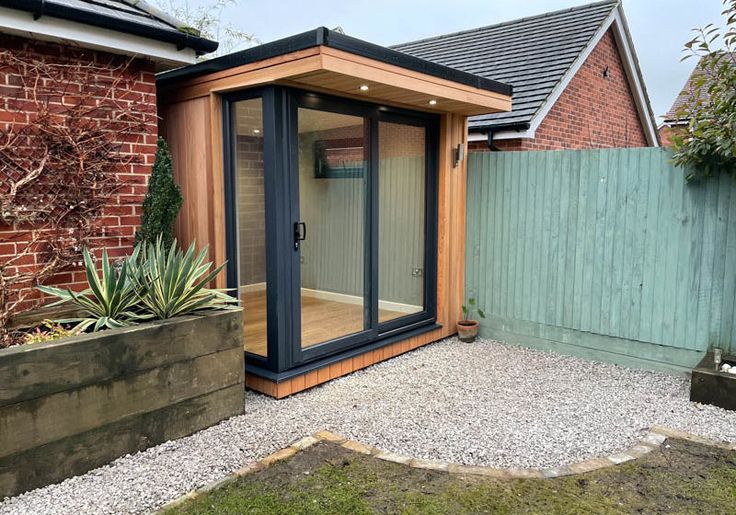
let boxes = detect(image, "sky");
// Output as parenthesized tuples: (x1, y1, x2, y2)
(203, 0, 728, 122)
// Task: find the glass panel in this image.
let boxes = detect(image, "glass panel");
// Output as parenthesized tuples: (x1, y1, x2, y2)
(297, 107, 368, 348)
(378, 121, 426, 323)
(233, 98, 267, 357)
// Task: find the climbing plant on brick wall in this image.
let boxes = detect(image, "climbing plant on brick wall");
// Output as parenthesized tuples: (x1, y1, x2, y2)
(0, 48, 148, 346)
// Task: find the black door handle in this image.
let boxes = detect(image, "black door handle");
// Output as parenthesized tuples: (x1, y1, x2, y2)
(294, 222, 306, 250)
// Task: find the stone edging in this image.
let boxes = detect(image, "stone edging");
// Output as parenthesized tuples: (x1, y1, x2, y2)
(156, 426, 736, 512)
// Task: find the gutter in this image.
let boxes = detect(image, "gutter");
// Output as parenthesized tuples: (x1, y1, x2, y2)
(486, 130, 501, 151)
(0, 0, 219, 55)
(468, 121, 531, 150)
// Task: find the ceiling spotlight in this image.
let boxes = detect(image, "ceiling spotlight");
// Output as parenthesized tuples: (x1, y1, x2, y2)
(359, 84, 369, 91)
(428, 99, 438, 106)
(253, 128, 261, 134)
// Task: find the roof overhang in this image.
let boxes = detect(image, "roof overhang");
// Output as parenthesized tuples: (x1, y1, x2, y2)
(158, 28, 512, 116)
(469, 3, 660, 147)
(0, 3, 217, 70)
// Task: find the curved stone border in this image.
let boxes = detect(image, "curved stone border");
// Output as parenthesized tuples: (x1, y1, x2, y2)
(156, 426, 736, 513)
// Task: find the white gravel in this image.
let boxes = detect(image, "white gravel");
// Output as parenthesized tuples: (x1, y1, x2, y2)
(2, 337, 735, 515)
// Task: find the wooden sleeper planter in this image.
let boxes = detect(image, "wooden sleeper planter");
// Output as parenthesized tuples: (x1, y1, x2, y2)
(0, 308, 245, 499)
(690, 352, 736, 411)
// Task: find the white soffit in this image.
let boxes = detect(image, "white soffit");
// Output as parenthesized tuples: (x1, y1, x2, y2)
(0, 7, 197, 70)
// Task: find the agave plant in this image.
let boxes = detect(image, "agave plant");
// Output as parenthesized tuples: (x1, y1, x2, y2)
(37, 246, 147, 332)
(134, 237, 236, 319)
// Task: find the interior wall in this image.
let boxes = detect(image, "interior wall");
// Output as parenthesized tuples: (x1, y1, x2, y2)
(231, 112, 429, 306)
(377, 155, 425, 306)
(232, 99, 267, 289)
(297, 123, 426, 307)
(236, 135, 266, 287)
(298, 125, 365, 297)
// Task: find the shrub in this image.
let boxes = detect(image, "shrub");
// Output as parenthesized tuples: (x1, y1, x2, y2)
(134, 237, 236, 319)
(24, 321, 81, 344)
(135, 138, 183, 249)
(672, 0, 736, 179)
(37, 247, 147, 331)
(37, 238, 235, 335)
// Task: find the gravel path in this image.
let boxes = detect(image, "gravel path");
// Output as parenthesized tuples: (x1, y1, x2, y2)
(2, 338, 736, 514)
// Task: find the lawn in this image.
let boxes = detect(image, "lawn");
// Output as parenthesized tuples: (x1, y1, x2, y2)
(164, 438, 736, 514)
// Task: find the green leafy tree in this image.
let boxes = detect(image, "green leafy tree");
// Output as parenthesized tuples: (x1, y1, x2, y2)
(135, 138, 183, 249)
(672, 0, 736, 179)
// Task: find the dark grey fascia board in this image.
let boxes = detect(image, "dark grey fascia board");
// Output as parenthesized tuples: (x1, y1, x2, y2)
(0, 0, 219, 54)
(157, 27, 512, 98)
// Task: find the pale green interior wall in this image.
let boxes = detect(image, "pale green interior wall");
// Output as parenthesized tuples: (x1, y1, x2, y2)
(465, 148, 736, 370)
(297, 132, 425, 306)
(298, 129, 365, 297)
(377, 155, 425, 306)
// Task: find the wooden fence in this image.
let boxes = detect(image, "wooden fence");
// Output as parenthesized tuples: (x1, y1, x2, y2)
(465, 148, 736, 371)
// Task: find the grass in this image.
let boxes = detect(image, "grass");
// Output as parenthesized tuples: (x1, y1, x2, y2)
(164, 438, 736, 515)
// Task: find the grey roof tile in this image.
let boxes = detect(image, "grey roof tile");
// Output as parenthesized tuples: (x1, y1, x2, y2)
(0, 0, 218, 54)
(392, 0, 619, 131)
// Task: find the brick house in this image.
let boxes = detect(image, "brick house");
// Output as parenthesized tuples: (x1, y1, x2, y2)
(659, 53, 734, 147)
(0, 0, 216, 315)
(394, 0, 659, 151)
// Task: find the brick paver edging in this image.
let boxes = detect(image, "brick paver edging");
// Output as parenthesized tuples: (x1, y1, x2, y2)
(156, 426, 736, 513)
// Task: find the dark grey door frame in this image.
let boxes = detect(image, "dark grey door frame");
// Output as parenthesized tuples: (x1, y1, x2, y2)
(223, 86, 439, 376)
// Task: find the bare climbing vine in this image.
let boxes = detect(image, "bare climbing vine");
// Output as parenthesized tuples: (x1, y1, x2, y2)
(0, 49, 148, 346)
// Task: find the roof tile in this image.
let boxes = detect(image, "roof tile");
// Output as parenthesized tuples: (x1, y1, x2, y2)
(392, 0, 619, 131)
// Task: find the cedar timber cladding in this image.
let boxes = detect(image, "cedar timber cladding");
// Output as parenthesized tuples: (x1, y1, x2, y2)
(157, 27, 511, 396)
(157, 29, 511, 291)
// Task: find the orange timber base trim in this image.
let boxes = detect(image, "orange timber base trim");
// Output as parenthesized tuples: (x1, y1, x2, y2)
(245, 327, 450, 398)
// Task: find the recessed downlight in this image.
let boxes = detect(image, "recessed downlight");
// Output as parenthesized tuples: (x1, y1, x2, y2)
(253, 129, 261, 134)
(428, 99, 438, 106)
(359, 84, 369, 91)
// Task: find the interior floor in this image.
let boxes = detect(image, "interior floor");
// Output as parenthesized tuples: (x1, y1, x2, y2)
(241, 289, 406, 356)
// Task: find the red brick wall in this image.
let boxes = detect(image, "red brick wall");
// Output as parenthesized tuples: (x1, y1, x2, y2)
(659, 125, 684, 148)
(469, 29, 649, 152)
(0, 35, 157, 314)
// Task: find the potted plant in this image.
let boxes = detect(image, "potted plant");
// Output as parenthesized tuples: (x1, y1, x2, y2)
(457, 298, 485, 342)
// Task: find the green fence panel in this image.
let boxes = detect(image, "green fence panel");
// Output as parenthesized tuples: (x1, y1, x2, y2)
(465, 148, 736, 372)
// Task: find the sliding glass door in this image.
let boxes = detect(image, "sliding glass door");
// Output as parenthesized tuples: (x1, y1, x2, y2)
(226, 86, 438, 372)
(290, 92, 437, 364)
(296, 107, 370, 349)
(378, 121, 427, 326)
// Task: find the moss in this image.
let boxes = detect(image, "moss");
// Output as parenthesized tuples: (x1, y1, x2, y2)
(165, 439, 736, 515)
(177, 26, 202, 37)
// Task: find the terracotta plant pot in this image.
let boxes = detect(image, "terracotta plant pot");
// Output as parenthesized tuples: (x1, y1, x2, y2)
(457, 320, 479, 342)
